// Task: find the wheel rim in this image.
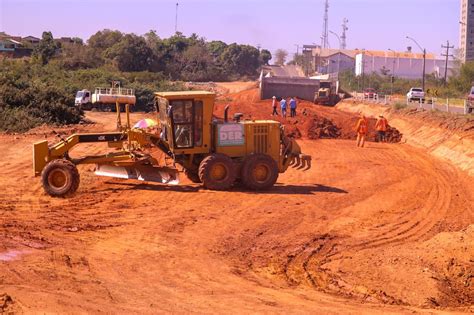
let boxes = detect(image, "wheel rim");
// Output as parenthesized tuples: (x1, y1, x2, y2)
(210, 163, 227, 181)
(253, 163, 270, 183)
(48, 169, 68, 190)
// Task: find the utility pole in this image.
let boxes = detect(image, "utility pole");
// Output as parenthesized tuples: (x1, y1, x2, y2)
(175, 3, 179, 33)
(341, 18, 348, 50)
(407, 36, 426, 92)
(441, 40, 454, 85)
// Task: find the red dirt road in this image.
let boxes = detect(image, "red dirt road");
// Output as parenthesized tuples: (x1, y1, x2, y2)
(0, 94, 473, 313)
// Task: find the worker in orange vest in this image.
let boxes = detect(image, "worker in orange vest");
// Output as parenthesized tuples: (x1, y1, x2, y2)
(355, 113, 368, 147)
(375, 114, 389, 142)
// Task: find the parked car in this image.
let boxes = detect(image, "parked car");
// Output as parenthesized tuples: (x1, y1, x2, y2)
(466, 86, 474, 113)
(363, 88, 377, 99)
(407, 88, 425, 102)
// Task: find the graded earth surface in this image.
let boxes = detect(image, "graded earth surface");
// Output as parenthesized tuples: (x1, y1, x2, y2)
(1, 85, 473, 313)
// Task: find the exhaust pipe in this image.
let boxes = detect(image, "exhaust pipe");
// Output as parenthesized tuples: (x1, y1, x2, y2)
(224, 105, 230, 123)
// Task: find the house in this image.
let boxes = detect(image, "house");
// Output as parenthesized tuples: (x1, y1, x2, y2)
(22, 35, 40, 46)
(0, 33, 34, 58)
(0, 38, 21, 51)
(0, 32, 22, 42)
(55, 37, 74, 45)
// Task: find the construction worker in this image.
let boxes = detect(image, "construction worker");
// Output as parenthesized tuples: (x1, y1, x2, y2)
(271, 96, 278, 116)
(355, 113, 368, 147)
(375, 114, 388, 142)
(289, 97, 297, 117)
(280, 98, 287, 118)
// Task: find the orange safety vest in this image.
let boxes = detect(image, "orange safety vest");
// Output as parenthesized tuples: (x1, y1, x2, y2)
(356, 117, 368, 134)
(375, 117, 388, 131)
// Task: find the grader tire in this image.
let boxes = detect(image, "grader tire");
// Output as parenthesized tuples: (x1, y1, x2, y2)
(241, 154, 278, 190)
(41, 159, 80, 197)
(185, 169, 202, 183)
(198, 154, 236, 190)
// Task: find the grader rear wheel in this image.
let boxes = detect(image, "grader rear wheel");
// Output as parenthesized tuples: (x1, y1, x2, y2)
(41, 159, 80, 197)
(198, 154, 236, 190)
(241, 154, 278, 190)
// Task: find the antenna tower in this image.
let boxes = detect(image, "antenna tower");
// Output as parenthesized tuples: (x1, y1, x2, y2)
(321, 0, 329, 49)
(341, 18, 349, 49)
(175, 3, 179, 33)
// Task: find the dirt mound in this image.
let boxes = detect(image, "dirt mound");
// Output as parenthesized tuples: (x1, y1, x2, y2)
(305, 116, 341, 139)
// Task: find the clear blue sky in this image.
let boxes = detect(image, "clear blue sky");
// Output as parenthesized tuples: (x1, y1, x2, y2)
(0, 0, 460, 59)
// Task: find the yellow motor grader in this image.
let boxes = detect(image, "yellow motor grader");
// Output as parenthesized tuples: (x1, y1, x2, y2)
(33, 91, 311, 197)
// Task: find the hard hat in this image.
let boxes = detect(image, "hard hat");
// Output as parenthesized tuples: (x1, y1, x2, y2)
(272, 96, 276, 99)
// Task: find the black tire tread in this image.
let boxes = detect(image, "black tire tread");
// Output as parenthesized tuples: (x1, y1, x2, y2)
(41, 159, 80, 197)
(241, 154, 278, 191)
(198, 154, 235, 191)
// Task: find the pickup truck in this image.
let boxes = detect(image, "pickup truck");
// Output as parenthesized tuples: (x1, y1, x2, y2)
(407, 88, 425, 102)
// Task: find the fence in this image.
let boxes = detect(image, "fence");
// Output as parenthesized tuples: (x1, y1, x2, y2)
(352, 92, 472, 115)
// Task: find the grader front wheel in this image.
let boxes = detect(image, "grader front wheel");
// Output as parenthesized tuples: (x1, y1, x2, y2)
(241, 154, 278, 190)
(41, 159, 80, 197)
(198, 154, 236, 190)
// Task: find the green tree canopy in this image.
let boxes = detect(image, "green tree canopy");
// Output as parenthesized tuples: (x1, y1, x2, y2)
(105, 34, 153, 72)
(32, 31, 60, 65)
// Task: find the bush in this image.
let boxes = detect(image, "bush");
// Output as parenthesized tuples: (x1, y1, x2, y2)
(393, 102, 407, 110)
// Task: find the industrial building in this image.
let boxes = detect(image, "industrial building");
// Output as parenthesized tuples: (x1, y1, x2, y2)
(354, 51, 457, 80)
(460, 0, 474, 62)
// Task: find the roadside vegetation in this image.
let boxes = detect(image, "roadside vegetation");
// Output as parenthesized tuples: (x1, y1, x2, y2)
(0, 30, 272, 132)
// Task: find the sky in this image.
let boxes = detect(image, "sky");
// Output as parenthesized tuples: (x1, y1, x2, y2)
(0, 0, 460, 59)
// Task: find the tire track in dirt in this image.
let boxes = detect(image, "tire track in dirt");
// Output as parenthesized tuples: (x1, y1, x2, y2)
(281, 143, 467, 306)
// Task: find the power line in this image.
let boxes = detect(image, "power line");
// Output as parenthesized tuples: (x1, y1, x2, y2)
(441, 40, 454, 85)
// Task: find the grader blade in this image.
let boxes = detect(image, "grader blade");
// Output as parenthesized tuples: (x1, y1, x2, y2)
(95, 164, 180, 185)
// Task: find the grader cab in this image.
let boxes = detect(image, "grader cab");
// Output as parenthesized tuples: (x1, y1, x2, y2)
(33, 91, 311, 197)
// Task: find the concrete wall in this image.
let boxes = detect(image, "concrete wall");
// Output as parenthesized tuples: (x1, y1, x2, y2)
(260, 77, 320, 101)
(355, 53, 457, 80)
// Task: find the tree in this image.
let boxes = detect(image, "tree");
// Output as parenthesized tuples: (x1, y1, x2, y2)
(105, 34, 153, 72)
(32, 31, 59, 65)
(220, 44, 261, 77)
(274, 49, 288, 66)
(259, 49, 272, 65)
(88, 29, 123, 51)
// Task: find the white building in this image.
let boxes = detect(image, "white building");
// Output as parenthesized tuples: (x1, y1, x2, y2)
(355, 51, 457, 80)
(460, 0, 474, 62)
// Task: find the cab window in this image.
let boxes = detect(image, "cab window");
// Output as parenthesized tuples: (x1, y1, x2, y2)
(170, 100, 194, 148)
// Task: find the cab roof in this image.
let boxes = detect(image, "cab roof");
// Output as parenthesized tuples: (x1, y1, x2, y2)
(155, 91, 215, 99)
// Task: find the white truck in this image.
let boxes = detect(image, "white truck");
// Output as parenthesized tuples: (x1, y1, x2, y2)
(407, 88, 425, 103)
(75, 83, 136, 111)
